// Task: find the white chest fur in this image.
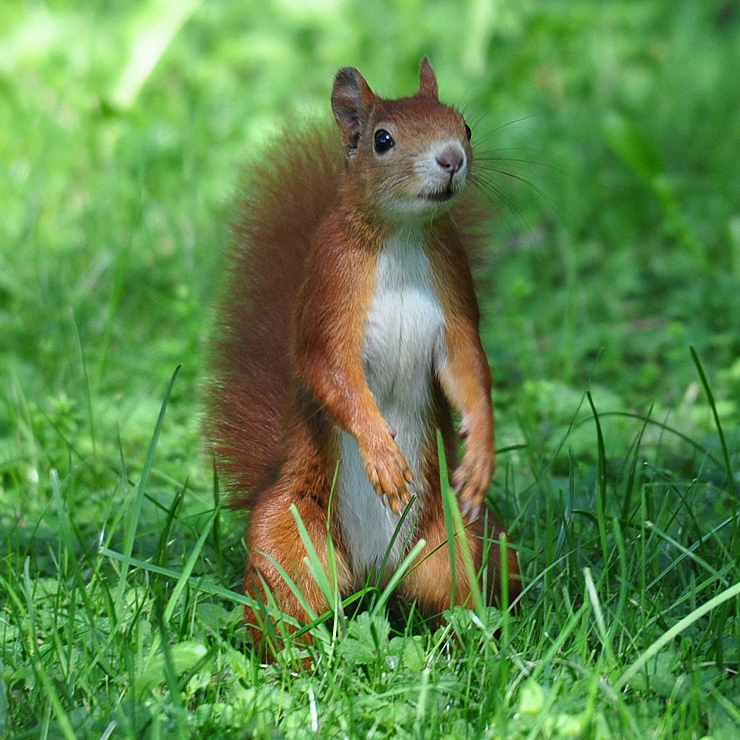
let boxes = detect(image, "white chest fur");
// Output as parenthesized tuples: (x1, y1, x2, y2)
(337, 229, 447, 582)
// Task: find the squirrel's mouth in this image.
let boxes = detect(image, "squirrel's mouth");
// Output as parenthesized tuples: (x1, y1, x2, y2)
(423, 188, 455, 203)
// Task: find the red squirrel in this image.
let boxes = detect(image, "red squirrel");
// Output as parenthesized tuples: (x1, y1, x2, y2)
(208, 58, 521, 652)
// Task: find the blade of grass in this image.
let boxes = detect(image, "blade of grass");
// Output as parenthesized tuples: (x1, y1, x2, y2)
(620, 404, 652, 522)
(71, 309, 97, 458)
(115, 365, 180, 616)
(645, 519, 728, 587)
(438, 432, 482, 614)
(154, 479, 188, 570)
(325, 463, 347, 640)
(438, 431, 458, 606)
(587, 392, 609, 577)
(584, 567, 615, 665)
(291, 503, 335, 609)
(610, 516, 628, 644)
(50, 468, 72, 577)
(110, 0, 201, 110)
(593, 411, 724, 471)
(161, 505, 219, 625)
(376, 492, 418, 591)
(21, 560, 78, 740)
(617, 580, 740, 690)
(371, 539, 428, 616)
(102, 547, 282, 614)
(690, 346, 736, 499)
(521, 600, 590, 688)
(30, 664, 78, 740)
(210, 461, 223, 578)
(154, 608, 188, 739)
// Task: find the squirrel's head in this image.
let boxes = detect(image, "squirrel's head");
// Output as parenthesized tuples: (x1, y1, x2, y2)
(331, 58, 473, 222)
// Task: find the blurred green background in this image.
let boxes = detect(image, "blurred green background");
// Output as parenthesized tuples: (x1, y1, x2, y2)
(1, 2, 740, 735)
(1, 0, 739, 533)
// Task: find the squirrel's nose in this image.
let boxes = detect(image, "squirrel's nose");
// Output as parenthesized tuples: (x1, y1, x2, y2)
(435, 145, 465, 175)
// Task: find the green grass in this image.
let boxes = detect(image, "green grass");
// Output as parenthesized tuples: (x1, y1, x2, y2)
(1, 0, 740, 737)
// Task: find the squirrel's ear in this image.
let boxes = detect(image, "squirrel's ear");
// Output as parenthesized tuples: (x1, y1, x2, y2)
(332, 67, 376, 155)
(416, 57, 438, 99)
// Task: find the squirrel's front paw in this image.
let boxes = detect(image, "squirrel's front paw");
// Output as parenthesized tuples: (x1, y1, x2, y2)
(361, 435, 414, 514)
(451, 445, 495, 520)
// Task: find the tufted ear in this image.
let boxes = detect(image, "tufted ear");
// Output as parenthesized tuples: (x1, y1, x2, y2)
(331, 67, 376, 155)
(416, 57, 439, 99)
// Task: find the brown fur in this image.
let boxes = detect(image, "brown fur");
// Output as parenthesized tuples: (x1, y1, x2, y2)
(206, 59, 521, 655)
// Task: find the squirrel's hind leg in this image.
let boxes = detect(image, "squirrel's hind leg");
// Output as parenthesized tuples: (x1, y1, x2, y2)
(243, 482, 351, 657)
(399, 498, 521, 616)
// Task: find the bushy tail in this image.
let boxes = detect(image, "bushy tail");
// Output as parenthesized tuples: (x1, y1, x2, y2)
(206, 124, 342, 508)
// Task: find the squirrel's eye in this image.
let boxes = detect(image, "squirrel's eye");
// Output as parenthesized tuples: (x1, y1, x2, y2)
(464, 123, 472, 141)
(373, 129, 395, 153)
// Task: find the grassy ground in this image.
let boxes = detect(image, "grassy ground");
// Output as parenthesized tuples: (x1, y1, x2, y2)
(1, 0, 740, 737)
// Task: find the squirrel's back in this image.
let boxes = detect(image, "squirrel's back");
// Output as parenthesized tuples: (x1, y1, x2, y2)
(207, 125, 343, 504)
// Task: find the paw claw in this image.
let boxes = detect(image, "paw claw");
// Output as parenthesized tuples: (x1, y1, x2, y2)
(459, 496, 481, 522)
